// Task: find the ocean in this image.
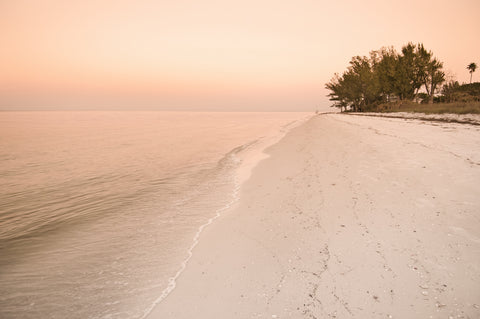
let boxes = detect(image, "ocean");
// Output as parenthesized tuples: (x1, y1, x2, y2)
(0, 111, 309, 319)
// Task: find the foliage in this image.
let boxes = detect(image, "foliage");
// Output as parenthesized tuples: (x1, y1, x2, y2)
(326, 55, 380, 112)
(439, 82, 480, 103)
(326, 43, 446, 111)
(467, 62, 477, 84)
(441, 81, 461, 103)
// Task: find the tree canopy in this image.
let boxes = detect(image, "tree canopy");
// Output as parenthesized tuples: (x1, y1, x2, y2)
(326, 43, 445, 111)
(467, 62, 477, 84)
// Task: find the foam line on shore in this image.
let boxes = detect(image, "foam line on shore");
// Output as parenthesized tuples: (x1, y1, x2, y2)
(145, 113, 480, 319)
(141, 114, 313, 319)
(140, 175, 242, 319)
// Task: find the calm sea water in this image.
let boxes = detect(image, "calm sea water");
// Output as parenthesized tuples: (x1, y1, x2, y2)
(0, 111, 309, 319)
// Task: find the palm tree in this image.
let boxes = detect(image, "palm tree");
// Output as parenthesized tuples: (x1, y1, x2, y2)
(467, 62, 477, 84)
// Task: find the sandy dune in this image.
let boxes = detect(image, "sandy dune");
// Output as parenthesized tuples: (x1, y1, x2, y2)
(148, 114, 480, 319)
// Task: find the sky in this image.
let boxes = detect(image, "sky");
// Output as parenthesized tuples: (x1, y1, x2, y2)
(1, 0, 479, 112)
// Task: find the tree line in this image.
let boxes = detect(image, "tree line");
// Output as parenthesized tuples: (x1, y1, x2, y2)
(325, 43, 446, 112)
(439, 81, 480, 104)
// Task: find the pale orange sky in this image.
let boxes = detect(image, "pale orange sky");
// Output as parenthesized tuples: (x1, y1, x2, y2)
(1, 0, 479, 111)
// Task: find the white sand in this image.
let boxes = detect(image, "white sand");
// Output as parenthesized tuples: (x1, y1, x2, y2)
(148, 114, 480, 319)
(350, 112, 480, 125)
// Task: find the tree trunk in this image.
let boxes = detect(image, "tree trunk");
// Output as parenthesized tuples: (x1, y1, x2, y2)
(429, 83, 436, 104)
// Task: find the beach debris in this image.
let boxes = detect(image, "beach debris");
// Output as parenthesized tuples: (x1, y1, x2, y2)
(435, 302, 446, 308)
(419, 284, 429, 289)
(421, 291, 429, 296)
(473, 304, 479, 309)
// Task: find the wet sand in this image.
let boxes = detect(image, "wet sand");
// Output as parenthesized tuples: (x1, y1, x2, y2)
(148, 113, 480, 319)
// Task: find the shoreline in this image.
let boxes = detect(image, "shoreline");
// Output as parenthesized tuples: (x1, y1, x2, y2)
(141, 114, 312, 319)
(148, 113, 480, 318)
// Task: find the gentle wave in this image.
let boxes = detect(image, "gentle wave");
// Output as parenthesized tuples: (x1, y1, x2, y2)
(141, 115, 312, 318)
(0, 111, 310, 319)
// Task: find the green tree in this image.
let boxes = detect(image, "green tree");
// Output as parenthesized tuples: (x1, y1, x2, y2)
(325, 55, 380, 112)
(325, 42, 446, 109)
(408, 43, 445, 104)
(440, 81, 480, 102)
(424, 58, 445, 103)
(441, 81, 460, 103)
(348, 55, 380, 110)
(325, 73, 348, 112)
(371, 47, 400, 101)
(467, 62, 477, 84)
(399, 43, 424, 100)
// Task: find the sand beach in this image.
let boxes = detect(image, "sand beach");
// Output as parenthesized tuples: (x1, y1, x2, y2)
(148, 113, 480, 319)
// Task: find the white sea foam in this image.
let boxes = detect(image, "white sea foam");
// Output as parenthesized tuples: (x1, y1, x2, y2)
(140, 169, 241, 319)
(141, 114, 312, 319)
(0, 111, 311, 319)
